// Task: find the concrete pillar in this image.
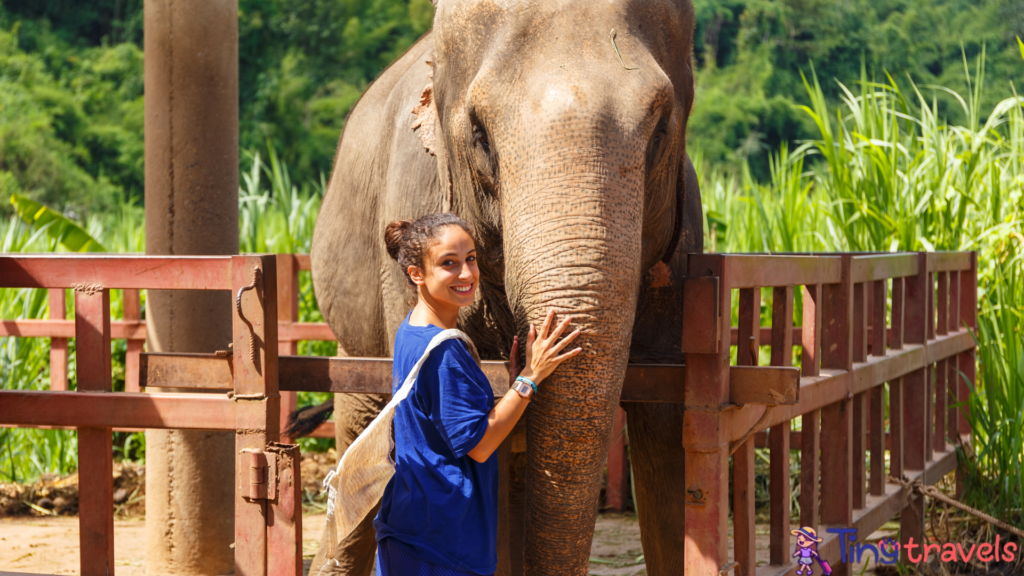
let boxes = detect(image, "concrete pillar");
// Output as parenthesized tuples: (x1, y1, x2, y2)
(144, 1, 238, 574)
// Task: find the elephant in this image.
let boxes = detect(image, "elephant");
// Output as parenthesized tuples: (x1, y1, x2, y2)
(306, 1, 703, 574)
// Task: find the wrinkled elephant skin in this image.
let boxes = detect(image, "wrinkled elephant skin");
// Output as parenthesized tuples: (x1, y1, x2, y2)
(310, 2, 700, 575)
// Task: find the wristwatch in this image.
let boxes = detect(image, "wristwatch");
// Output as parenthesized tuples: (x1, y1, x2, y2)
(512, 378, 534, 399)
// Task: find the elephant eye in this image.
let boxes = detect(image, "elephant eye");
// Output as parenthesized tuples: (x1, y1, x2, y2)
(646, 120, 669, 173)
(473, 124, 491, 155)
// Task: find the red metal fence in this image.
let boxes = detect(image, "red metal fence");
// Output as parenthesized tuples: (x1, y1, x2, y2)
(0, 251, 976, 576)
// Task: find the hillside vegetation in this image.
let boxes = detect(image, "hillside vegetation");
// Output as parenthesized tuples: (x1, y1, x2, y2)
(1, 0, 1023, 214)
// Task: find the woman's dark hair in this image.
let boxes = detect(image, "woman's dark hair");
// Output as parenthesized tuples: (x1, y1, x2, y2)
(384, 213, 475, 285)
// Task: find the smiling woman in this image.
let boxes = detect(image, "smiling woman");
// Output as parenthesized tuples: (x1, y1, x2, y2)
(366, 212, 581, 576)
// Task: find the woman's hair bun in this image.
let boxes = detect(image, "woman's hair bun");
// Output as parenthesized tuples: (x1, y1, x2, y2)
(384, 220, 413, 261)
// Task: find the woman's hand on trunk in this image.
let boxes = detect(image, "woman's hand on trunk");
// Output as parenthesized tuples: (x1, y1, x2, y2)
(518, 309, 582, 386)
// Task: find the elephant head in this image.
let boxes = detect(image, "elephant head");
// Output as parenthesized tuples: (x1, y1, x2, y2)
(423, 1, 697, 573)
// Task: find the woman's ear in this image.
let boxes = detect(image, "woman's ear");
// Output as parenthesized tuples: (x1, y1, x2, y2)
(408, 265, 426, 286)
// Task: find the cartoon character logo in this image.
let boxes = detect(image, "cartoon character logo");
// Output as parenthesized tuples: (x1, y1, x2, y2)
(791, 527, 832, 575)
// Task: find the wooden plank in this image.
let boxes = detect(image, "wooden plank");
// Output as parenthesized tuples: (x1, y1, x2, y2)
(903, 367, 927, 470)
(769, 422, 790, 565)
(0, 318, 146, 339)
(801, 284, 822, 377)
(728, 366, 799, 405)
(0, 390, 237, 429)
(869, 386, 885, 496)
(820, 398, 854, 550)
(737, 287, 761, 367)
(926, 251, 972, 273)
(733, 438, 757, 576)
(799, 410, 820, 530)
(277, 321, 336, 342)
(124, 288, 143, 393)
(233, 255, 279, 576)
(295, 254, 311, 271)
(934, 358, 947, 452)
(904, 253, 928, 345)
(872, 280, 887, 357)
(0, 255, 233, 290)
(853, 282, 868, 362)
(682, 254, 730, 576)
(850, 253, 918, 283)
(770, 286, 794, 367)
(681, 276, 720, 354)
(948, 270, 960, 333)
(276, 255, 300, 443)
(605, 408, 628, 512)
(890, 277, 904, 350)
(267, 443, 303, 576)
(74, 288, 114, 576)
(889, 378, 904, 479)
(936, 272, 949, 335)
(957, 253, 977, 436)
(852, 392, 867, 509)
(722, 255, 842, 289)
(822, 256, 853, 372)
(48, 289, 68, 391)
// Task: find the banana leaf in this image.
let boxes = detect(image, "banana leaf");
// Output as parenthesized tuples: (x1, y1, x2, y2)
(10, 193, 106, 252)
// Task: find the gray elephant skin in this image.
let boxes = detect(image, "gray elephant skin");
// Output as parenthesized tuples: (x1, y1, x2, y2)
(308, 1, 703, 575)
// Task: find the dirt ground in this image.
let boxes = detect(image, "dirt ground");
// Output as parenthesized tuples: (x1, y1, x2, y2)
(0, 512, 651, 575)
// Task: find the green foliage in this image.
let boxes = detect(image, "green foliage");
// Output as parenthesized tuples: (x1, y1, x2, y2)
(10, 192, 106, 251)
(0, 14, 144, 217)
(689, 0, 1024, 177)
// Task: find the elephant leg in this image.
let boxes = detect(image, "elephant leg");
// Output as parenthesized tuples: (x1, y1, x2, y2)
(308, 392, 390, 576)
(508, 448, 527, 575)
(622, 402, 687, 575)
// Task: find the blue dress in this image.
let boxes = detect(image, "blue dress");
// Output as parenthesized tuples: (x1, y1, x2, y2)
(373, 314, 498, 576)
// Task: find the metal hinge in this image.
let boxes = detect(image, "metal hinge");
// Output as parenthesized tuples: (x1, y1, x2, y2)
(240, 449, 276, 500)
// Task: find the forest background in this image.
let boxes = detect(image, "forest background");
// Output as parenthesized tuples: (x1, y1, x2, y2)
(2, 0, 1023, 216)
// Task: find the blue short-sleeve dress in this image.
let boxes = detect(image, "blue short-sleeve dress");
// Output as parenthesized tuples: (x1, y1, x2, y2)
(373, 313, 499, 576)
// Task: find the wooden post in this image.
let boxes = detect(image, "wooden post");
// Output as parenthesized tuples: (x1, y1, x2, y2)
(901, 253, 929, 556)
(48, 288, 68, 391)
(872, 280, 887, 357)
(233, 255, 280, 576)
(853, 282, 867, 362)
(75, 287, 114, 576)
(820, 256, 853, 576)
(800, 410, 820, 530)
(890, 277, 904, 350)
(683, 255, 730, 576)
(801, 284, 822, 377)
(268, 443, 303, 576)
(934, 358, 947, 452)
(124, 288, 143, 393)
(737, 287, 761, 367)
(769, 285, 793, 565)
(936, 271, 949, 336)
(852, 392, 867, 509)
(869, 386, 885, 496)
(277, 254, 300, 443)
(733, 438, 756, 576)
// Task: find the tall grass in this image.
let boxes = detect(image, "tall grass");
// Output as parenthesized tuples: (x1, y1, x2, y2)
(703, 54, 1023, 523)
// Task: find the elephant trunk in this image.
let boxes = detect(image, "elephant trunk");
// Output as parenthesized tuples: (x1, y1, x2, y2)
(503, 150, 645, 574)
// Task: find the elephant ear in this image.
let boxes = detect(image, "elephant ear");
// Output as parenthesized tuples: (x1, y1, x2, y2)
(411, 62, 438, 156)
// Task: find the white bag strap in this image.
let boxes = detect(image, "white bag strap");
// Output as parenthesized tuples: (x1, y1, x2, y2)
(321, 328, 480, 552)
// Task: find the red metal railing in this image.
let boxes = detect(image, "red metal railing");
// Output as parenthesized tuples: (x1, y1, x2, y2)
(0, 251, 976, 576)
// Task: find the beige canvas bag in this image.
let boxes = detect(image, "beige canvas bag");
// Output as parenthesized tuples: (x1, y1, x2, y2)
(319, 329, 482, 569)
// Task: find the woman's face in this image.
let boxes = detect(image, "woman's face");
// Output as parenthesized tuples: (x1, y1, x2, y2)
(410, 226, 479, 309)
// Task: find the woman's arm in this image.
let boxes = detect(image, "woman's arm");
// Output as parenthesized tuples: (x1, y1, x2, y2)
(467, 310, 581, 463)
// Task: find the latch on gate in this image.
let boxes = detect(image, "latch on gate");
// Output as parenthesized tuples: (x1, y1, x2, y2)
(240, 449, 277, 500)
